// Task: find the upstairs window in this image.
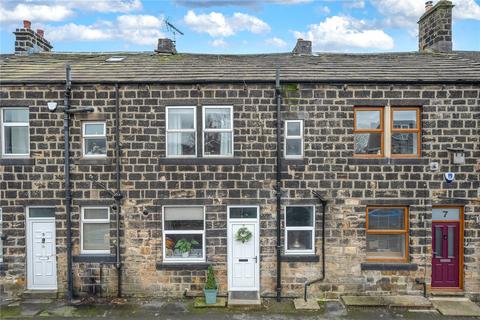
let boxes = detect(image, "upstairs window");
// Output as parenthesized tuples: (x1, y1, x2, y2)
(1, 108, 29, 157)
(163, 206, 205, 263)
(284, 120, 303, 158)
(166, 107, 196, 157)
(203, 106, 233, 157)
(81, 207, 110, 254)
(391, 108, 421, 157)
(285, 206, 315, 255)
(83, 122, 107, 157)
(366, 207, 408, 262)
(353, 108, 384, 157)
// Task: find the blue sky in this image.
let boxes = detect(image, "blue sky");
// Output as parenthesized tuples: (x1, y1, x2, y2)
(0, 0, 479, 54)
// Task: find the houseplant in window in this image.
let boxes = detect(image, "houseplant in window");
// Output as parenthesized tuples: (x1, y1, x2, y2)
(174, 239, 199, 258)
(204, 265, 218, 304)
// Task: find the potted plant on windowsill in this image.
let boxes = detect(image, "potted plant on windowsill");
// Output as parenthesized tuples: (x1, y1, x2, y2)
(204, 265, 218, 304)
(175, 239, 199, 258)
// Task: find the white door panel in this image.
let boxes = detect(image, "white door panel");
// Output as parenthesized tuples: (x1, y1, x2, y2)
(28, 219, 57, 289)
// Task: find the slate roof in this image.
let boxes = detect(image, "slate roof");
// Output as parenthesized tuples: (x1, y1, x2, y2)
(1, 51, 479, 84)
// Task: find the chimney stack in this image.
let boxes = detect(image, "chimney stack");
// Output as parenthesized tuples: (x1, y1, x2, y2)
(418, 0, 454, 52)
(13, 21, 53, 54)
(155, 38, 176, 54)
(292, 38, 312, 55)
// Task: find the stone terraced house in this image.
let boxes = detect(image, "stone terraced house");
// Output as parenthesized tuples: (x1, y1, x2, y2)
(0, 0, 479, 304)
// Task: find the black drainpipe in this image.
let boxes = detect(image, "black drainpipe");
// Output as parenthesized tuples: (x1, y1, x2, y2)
(304, 191, 327, 302)
(275, 68, 282, 302)
(113, 83, 123, 297)
(64, 65, 73, 303)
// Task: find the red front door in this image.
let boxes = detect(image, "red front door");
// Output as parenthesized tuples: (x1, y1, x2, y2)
(432, 221, 460, 288)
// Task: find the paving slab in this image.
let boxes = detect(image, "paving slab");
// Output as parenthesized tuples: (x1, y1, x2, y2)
(431, 299, 480, 317)
(293, 298, 320, 310)
(194, 297, 227, 308)
(342, 296, 387, 307)
(385, 295, 432, 308)
(20, 303, 46, 317)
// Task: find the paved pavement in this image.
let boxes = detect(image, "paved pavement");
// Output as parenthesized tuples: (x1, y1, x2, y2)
(1, 297, 479, 319)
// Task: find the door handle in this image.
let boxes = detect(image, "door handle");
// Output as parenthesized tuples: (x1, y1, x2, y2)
(254, 256, 258, 263)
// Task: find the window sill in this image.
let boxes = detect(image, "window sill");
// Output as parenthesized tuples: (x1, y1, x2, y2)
(281, 255, 319, 262)
(361, 262, 418, 271)
(0, 262, 7, 271)
(73, 255, 116, 263)
(283, 158, 307, 166)
(0, 158, 35, 165)
(159, 158, 241, 165)
(156, 262, 210, 270)
(348, 158, 428, 165)
(74, 158, 112, 165)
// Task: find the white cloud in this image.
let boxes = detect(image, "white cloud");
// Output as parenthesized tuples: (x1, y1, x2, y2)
(266, 37, 287, 47)
(317, 6, 331, 14)
(175, 0, 311, 8)
(0, 4, 74, 23)
(294, 15, 394, 51)
(46, 14, 165, 46)
(183, 10, 270, 37)
(210, 38, 228, 47)
(345, 0, 365, 9)
(450, 0, 480, 20)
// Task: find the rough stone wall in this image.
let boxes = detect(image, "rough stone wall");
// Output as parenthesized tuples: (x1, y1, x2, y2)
(0, 83, 479, 300)
(418, 1, 454, 52)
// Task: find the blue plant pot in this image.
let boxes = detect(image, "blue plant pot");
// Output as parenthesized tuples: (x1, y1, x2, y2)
(204, 288, 217, 304)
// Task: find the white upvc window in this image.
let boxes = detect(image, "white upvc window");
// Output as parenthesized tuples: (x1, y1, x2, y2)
(284, 120, 303, 158)
(83, 122, 107, 157)
(166, 106, 196, 157)
(1, 108, 29, 158)
(163, 206, 205, 263)
(285, 205, 315, 255)
(203, 106, 233, 157)
(81, 207, 110, 254)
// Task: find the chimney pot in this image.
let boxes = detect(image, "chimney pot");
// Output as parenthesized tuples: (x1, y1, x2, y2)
(23, 20, 31, 29)
(292, 38, 312, 55)
(37, 29, 44, 38)
(425, 1, 433, 11)
(156, 38, 176, 54)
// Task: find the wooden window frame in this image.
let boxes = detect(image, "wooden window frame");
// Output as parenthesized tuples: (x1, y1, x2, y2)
(353, 107, 384, 158)
(366, 206, 409, 262)
(390, 107, 421, 159)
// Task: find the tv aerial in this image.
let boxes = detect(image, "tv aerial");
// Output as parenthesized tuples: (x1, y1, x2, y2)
(164, 18, 184, 43)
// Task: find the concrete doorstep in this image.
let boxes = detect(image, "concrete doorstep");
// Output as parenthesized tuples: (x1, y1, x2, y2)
(430, 298, 480, 317)
(341, 295, 432, 309)
(293, 298, 321, 310)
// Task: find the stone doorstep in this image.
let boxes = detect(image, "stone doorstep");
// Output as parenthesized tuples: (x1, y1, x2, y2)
(431, 299, 480, 317)
(194, 297, 227, 308)
(293, 298, 321, 310)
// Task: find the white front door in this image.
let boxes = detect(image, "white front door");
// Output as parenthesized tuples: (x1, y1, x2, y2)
(228, 206, 259, 292)
(27, 208, 57, 290)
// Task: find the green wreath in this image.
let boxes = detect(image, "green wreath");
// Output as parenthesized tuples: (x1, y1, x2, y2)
(235, 227, 252, 243)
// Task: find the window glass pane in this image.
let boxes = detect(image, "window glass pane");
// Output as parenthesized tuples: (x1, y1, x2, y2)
(286, 138, 302, 156)
(355, 110, 381, 129)
(368, 208, 404, 230)
(164, 234, 203, 259)
(366, 234, 405, 259)
(448, 227, 454, 257)
(4, 126, 29, 154)
(85, 138, 107, 156)
(432, 208, 460, 221)
(435, 227, 443, 257)
(168, 108, 194, 130)
(229, 207, 257, 219)
(29, 208, 55, 218)
(391, 133, 417, 155)
(354, 133, 382, 155)
(287, 230, 312, 251)
(84, 123, 105, 135)
(286, 206, 313, 227)
(84, 208, 109, 220)
(3, 109, 29, 122)
(83, 223, 109, 251)
(287, 122, 301, 136)
(393, 110, 417, 129)
(205, 108, 231, 129)
(204, 132, 232, 156)
(167, 132, 195, 156)
(164, 207, 204, 230)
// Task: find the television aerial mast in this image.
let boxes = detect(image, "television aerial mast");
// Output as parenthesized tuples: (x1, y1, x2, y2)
(164, 18, 184, 43)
